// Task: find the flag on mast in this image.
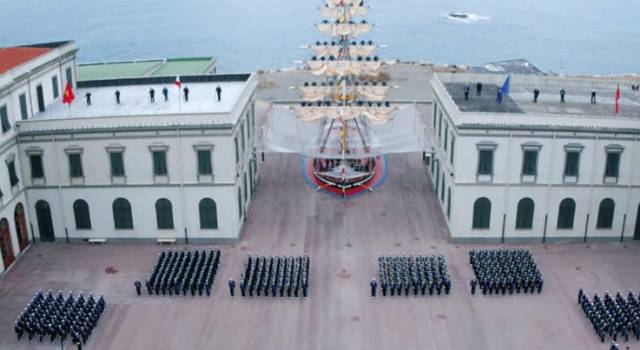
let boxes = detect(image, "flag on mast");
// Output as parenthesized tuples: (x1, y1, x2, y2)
(615, 84, 621, 114)
(62, 82, 75, 105)
(175, 76, 182, 89)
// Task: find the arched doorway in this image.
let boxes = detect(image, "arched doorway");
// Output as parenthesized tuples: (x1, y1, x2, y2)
(35, 200, 55, 242)
(634, 203, 640, 241)
(0, 218, 16, 269)
(14, 203, 29, 251)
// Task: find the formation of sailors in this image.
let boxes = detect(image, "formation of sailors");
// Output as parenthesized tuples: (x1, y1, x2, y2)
(140, 249, 220, 297)
(239, 255, 310, 298)
(376, 255, 451, 297)
(578, 288, 640, 343)
(469, 249, 543, 295)
(14, 290, 105, 347)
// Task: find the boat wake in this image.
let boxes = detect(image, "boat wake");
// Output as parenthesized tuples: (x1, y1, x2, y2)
(445, 12, 491, 23)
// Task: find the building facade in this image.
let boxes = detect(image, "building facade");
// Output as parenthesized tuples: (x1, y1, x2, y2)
(0, 41, 77, 273)
(0, 42, 258, 273)
(430, 73, 640, 242)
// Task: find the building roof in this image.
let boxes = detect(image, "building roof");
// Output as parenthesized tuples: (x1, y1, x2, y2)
(0, 47, 52, 74)
(77, 57, 216, 81)
(433, 73, 640, 132)
(437, 73, 640, 119)
(19, 74, 255, 133)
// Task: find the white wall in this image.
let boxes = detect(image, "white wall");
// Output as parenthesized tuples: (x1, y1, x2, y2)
(18, 100, 257, 242)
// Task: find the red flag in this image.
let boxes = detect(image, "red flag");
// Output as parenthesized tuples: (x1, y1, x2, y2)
(615, 84, 621, 114)
(175, 76, 181, 89)
(62, 82, 75, 105)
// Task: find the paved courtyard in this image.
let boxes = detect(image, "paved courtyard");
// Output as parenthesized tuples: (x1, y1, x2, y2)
(0, 153, 639, 350)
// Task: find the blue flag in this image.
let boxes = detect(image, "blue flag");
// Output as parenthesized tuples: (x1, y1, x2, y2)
(500, 74, 511, 96)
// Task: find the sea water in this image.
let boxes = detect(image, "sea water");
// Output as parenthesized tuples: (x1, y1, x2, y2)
(0, 0, 638, 75)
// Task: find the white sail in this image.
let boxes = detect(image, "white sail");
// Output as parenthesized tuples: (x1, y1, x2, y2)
(310, 44, 376, 57)
(326, 0, 364, 6)
(357, 85, 389, 101)
(305, 60, 384, 76)
(299, 86, 332, 101)
(316, 22, 372, 37)
(291, 105, 396, 124)
(298, 85, 390, 102)
(320, 5, 368, 18)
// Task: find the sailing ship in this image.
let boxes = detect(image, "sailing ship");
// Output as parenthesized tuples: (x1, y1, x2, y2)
(292, 0, 396, 196)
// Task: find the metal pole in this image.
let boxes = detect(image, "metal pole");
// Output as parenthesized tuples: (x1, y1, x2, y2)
(542, 214, 548, 243)
(501, 214, 506, 244)
(620, 214, 626, 242)
(583, 214, 590, 243)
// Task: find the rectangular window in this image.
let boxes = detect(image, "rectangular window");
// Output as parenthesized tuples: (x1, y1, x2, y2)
(433, 103, 438, 129)
(234, 136, 239, 164)
(446, 188, 451, 219)
(440, 175, 445, 202)
(564, 151, 580, 176)
(605, 152, 620, 177)
(68, 154, 83, 178)
(438, 113, 443, 139)
(241, 124, 246, 155)
(19, 94, 28, 120)
(7, 161, 19, 187)
(36, 85, 45, 112)
(522, 150, 538, 175)
(478, 150, 494, 175)
(197, 150, 212, 175)
(52, 75, 59, 99)
(443, 125, 448, 152)
(243, 172, 248, 202)
(30, 155, 44, 179)
(110, 152, 125, 177)
(65, 67, 73, 86)
(450, 136, 455, 165)
(435, 161, 440, 195)
(0, 105, 10, 133)
(152, 151, 167, 176)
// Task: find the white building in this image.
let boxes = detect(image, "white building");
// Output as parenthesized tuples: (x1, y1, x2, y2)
(430, 73, 640, 243)
(0, 41, 77, 273)
(0, 41, 258, 273)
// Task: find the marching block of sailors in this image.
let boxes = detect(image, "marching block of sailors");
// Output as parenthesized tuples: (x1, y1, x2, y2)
(377, 255, 452, 297)
(14, 290, 105, 347)
(579, 288, 640, 344)
(238, 255, 310, 298)
(139, 248, 220, 297)
(469, 248, 544, 296)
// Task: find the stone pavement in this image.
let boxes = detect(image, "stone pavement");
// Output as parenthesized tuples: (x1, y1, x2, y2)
(0, 153, 638, 350)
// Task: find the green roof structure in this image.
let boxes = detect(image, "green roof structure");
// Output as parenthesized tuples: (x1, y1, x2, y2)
(78, 57, 216, 81)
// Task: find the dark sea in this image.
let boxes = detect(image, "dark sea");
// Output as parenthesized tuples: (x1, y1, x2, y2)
(1, 0, 638, 75)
